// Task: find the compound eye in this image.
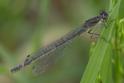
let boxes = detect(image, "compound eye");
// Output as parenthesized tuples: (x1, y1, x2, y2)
(100, 11, 108, 20)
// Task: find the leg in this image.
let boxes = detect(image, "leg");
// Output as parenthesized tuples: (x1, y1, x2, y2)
(88, 29, 100, 40)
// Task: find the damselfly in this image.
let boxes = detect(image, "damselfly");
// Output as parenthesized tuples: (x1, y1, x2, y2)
(10, 11, 108, 74)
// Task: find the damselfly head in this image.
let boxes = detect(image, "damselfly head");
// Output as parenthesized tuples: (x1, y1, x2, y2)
(99, 11, 108, 21)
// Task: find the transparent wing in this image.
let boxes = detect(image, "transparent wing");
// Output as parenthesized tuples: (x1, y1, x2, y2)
(32, 44, 66, 75)
(31, 25, 102, 75)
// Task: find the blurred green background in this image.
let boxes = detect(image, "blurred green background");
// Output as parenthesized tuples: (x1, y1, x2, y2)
(0, 0, 124, 83)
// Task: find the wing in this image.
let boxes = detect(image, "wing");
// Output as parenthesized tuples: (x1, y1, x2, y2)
(31, 44, 66, 75)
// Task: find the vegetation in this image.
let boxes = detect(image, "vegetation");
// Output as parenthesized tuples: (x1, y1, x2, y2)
(0, 0, 124, 83)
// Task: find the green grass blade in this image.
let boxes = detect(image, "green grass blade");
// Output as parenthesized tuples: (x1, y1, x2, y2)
(80, 0, 122, 83)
